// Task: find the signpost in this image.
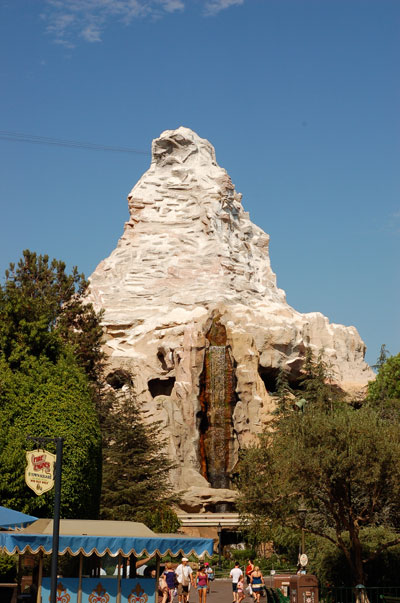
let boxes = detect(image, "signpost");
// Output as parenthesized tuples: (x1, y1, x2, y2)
(26, 436, 63, 603)
(25, 449, 56, 495)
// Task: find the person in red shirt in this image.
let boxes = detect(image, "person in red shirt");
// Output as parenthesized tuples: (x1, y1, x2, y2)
(245, 559, 255, 596)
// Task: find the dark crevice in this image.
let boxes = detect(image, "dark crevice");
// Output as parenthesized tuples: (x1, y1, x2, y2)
(148, 377, 175, 398)
(157, 351, 169, 372)
(258, 366, 279, 393)
(106, 370, 133, 390)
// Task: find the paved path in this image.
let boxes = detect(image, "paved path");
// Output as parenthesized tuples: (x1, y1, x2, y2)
(187, 579, 256, 603)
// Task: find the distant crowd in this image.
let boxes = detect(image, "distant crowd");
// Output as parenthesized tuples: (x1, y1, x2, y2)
(156, 558, 265, 603)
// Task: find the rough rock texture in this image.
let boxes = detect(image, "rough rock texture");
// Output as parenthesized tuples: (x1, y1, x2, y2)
(88, 127, 374, 511)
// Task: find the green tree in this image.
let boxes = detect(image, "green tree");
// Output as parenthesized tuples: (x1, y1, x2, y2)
(298, 348, 340, 409)
(0, 251, 104, 518)
(372, 344, 390, 372)
(367, 353, 400, 405)
(273, 365, 295, 416)
(237, 355, 400, 593)
(308, 527, 400, 588)
(0, 353, 102, 518)
(98, 387, 181, 532)
(0, 249, 103, 380)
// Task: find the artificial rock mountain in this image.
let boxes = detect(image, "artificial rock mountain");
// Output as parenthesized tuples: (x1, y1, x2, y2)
(88, 127, 374, 512)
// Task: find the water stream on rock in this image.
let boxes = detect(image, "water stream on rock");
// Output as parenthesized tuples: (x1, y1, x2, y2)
(198, 320, 237, 496)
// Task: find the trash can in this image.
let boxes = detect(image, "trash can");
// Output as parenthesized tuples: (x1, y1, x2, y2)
(289, 574, 319, 603)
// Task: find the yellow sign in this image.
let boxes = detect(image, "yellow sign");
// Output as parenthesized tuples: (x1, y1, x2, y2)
(25, 449, 56, 495)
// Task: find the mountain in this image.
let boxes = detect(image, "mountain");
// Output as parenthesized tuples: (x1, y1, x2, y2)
(88, 127, 374, 511)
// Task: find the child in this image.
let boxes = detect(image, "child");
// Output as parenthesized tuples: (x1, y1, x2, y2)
(163, 562, 177, 603)
(237, 577, 245, 603)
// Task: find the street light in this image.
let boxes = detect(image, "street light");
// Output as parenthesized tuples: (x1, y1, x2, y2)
(295, 398, 307, 412)
(298, 500, 307, 557)
(217, 522, 222, 569)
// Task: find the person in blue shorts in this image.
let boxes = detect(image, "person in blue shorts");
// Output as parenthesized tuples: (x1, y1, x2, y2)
(230, 562, 243, 603)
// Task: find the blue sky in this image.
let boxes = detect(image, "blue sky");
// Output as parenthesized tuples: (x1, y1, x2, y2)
(1, 0, 399, 366)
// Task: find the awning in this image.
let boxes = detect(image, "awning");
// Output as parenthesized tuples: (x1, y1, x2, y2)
(0, 518, 214, 558)
(0, 506, 38, 530)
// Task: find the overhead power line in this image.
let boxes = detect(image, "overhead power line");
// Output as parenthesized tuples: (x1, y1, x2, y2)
(0, 130, 150, 155)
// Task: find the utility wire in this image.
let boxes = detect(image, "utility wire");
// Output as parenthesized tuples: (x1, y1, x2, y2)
(0, 130, 150, 155)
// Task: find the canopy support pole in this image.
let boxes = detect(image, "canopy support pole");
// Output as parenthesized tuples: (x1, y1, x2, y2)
(17, 554, 22, 598)
(156, 553, 161, 603)
(36, 552, 43, 603)
(77, 553, 83, 603)
(117, 553, 122, 603)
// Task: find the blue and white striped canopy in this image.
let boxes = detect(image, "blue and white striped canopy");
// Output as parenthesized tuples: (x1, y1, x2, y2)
(0, 519, 214, 558)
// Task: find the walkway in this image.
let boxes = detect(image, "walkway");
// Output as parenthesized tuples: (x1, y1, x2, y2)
(187, 579, 255, 603)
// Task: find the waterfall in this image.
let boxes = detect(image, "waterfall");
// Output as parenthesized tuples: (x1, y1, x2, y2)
(207, 345, 229, 489)
(198, 336, 237, 493)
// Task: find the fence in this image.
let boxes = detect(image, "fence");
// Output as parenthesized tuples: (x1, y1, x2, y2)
(320, 586, 400, 603)
(211, 566, 298, 579)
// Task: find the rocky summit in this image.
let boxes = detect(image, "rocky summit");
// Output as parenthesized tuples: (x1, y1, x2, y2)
(88, 127, 374, 512)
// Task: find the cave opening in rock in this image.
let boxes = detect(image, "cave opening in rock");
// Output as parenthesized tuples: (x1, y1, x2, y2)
(198, 317, 237, 490)
(148, 377, 175, 398)
(258, 365, 306, 394)
(106, 369, 133, 390)
(258, 366, 280, 393)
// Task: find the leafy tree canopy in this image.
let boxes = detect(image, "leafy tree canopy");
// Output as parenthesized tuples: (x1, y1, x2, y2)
(367, 352, 400, 406)
(0, 249, 103, 380)
(0, 251, 103, 519)
(237, 351, 400, 589)
(0, 353, 102, 518)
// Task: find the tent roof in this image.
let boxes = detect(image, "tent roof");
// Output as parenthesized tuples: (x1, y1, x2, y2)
(0, 506, 38, 530)
(0, 518, 214, 559)
(23, 519, 155, 538)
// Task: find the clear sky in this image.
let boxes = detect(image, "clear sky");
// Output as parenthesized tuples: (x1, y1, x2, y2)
(1, 0, 399, 366)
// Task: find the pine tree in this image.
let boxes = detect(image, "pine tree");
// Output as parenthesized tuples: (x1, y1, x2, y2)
(98, 386, 181, 531)
(372, 344, 390, 372)
(298, 348, 340, 411)
(274, 365, 295, 416)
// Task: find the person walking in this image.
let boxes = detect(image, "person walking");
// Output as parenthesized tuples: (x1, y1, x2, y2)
(250, 567, 264, 603)
(159, 572, 169, 603)
(163, 562, 177, 603)
(237, 576, 246, 603)
(195, 564, 209, 603)
(245, 559, 254, 597)
(204, 562, 214, 593)
(175, 557, 194, 603)
(230, 561, 243, 603)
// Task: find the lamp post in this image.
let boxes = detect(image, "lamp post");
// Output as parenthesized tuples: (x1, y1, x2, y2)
(298, 500, 307, 557)
(27, 436, 63, 603)
(217, 522, 222, 569)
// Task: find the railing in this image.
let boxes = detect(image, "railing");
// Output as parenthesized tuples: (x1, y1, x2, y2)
(176, 513, 241, 527)
(320, 586, 400, 603)
(210, 567, 296, 579)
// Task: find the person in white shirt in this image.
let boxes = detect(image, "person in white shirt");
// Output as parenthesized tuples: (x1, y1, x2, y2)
(175, 557, 194, 603)
(230, 562, 243, 603)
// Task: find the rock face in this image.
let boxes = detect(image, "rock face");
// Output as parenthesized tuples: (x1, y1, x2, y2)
(88, 127, 374, 511)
